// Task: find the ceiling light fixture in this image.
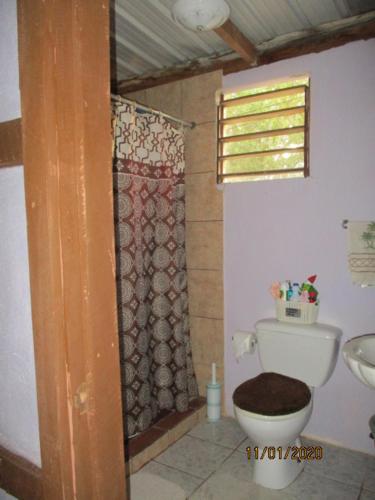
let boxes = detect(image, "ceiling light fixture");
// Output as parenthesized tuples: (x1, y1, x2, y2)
(172, 0, 230, 32)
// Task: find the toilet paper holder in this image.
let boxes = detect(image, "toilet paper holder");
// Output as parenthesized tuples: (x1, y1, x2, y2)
(232, 331, 257, 361)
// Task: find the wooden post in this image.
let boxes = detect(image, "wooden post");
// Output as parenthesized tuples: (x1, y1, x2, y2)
(17, 1, 126, 498)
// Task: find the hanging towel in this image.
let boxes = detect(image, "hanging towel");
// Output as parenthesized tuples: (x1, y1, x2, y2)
(347, 221, 375, 286)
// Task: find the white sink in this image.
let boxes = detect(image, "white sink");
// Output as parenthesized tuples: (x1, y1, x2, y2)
(342, 334, 375, 389)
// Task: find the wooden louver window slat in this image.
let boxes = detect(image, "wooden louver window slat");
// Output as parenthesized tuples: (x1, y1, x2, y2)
(218, 146, 305, 161)
(219, 125, 305, 143)
(220, 106, 305, 126)
(217, 81, 310, 183)
(222, 85, 307, 107)
(222, 167, 305, 178)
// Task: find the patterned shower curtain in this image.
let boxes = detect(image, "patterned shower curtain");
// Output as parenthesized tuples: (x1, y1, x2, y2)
(112, 100, 198, 436)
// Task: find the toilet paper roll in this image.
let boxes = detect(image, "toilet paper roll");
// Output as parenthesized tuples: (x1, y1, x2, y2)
(232, 331, 256, 361)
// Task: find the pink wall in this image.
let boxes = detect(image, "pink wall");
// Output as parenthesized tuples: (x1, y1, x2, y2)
(223, 40, 375, 454)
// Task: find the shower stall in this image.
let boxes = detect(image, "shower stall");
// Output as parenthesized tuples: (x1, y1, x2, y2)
(111, 96, 199, 439)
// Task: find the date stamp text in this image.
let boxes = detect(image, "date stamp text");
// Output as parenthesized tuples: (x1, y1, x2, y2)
(246, 446, 323, 461)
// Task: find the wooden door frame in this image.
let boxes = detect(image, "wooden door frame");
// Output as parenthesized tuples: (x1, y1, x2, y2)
(15, 1, 126, 498)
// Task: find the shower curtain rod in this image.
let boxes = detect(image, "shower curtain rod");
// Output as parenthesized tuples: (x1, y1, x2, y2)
(111, 94, 196, 129)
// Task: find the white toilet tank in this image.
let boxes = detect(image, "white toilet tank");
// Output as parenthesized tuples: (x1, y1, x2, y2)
(255, 319, 343, 387)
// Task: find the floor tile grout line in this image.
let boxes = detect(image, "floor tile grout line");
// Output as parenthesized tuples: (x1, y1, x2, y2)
(236, 437, 251, 454)
(152, 455, 207, 481)
(147, 458, 205, 482)
(184, 432, 243, 451)
(187, 466, 219, 498)
(187, 442, 242, 498)
(187, 443, 252, 498)
(146, 458, 207, 498)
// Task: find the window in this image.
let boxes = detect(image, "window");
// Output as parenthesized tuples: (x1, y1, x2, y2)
(217, 76, 310, 183)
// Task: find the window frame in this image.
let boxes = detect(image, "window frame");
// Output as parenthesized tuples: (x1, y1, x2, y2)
(217, 79, 310, 183)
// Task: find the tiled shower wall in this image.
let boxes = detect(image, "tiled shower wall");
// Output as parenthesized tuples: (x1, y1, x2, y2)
(126, 70, 224, 400)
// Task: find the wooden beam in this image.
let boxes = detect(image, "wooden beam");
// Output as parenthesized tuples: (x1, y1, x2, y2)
(116, 16, 375, 94)
(229, 16, 375, 74)
(0, 118, 22, 167)
(0, 445, 42, 500)
(214, 19, 257, 64)
(17, 1, 126, 498)
(114, 55, 230, 94)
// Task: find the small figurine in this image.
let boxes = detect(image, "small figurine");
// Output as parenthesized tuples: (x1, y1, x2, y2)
(269, 282, 281, 299)
(300, 275, 318, 304)
(290, 283, 300, 301)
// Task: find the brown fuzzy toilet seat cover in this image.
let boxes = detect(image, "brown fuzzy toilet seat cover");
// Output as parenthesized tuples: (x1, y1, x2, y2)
(233, 372, 311, 416)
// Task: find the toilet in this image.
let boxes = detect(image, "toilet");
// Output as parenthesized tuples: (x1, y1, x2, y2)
(233, 318, 342, 490)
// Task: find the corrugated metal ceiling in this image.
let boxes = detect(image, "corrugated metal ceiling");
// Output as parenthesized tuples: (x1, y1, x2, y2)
(111, 0, 375, 83)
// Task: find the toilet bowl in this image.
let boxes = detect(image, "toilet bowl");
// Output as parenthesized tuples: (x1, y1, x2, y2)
(232, 319, 342, 490)
(234, 393, 313, 489)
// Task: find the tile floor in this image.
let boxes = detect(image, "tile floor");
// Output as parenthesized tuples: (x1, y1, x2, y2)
(126, 398, 206, 474)
(130, 417, 375, 499)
